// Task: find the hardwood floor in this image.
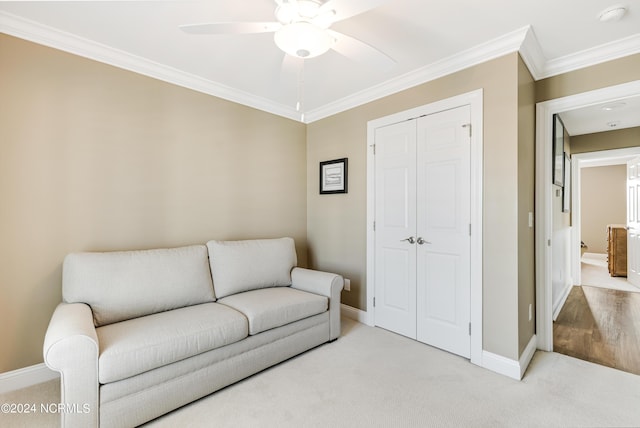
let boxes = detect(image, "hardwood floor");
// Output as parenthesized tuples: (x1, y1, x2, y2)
(553, 285, 640, 376)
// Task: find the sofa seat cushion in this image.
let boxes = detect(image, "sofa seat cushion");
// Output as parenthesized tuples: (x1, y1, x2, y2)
(96, 303, 248, 384)
(218, 287, 328, 335)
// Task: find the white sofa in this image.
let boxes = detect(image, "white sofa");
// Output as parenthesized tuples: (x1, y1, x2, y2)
(43, 237, 343, 428)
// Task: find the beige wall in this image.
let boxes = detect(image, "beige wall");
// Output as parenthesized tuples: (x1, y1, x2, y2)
(0, 34, 307, 373)
(572, 127, 640, 154)
(4, 31, 638, 374)
(308, 53, 525, 360)
(536, 53, 640, 103)
(517, 56, 536, 355)
(572, 128, 637, 253)
(581, 165, 627, 253)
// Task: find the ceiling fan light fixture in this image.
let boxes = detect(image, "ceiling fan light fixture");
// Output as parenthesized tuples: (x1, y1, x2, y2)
(274, 22, 333, 58)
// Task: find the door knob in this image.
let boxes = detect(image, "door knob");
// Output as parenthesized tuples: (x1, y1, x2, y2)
(416, 237, 431, 245)
(401, 236, 415, 244)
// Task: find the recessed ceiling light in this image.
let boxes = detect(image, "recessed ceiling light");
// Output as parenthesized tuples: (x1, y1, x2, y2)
(601, 102, 627, 111)
(598, 5, 628, 22)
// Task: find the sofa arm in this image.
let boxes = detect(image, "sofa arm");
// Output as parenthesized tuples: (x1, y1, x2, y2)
(291, 267, 343, 341)
(43, 303, 99, 428)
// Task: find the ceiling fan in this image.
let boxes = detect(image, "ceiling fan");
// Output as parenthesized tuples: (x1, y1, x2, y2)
(179, 0, 395, 70)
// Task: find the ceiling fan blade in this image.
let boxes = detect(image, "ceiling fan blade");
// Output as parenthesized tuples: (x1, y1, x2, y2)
(320, 0, 388, 23)
(328, 30, 396, 71)
(179, 22, 281, 35)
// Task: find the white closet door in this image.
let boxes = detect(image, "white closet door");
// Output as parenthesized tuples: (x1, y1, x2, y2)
(373, 105, 472, 359)
(627, 157, 640, 288)
(416, 105, 471, 358)
(374, 120, 417, 338)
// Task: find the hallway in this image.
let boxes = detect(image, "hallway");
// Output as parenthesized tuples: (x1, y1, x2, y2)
(553, 255, 640, 376)
(580, 252, 640, 293)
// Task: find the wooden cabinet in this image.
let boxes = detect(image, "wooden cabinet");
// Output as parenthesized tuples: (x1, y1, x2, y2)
(607, 225, 627, 277)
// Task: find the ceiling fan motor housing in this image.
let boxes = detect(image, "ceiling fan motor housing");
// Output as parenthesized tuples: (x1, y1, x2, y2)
(276, 0, 324, 23)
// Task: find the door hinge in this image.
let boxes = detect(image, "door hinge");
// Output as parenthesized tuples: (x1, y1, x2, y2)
(547, 239, 551, 247)
(373, 221, 376, 231)
(469, 322, 471, 336)
(469, 224, 471, 236)
(462, 123, 471, 138)
(372, 144, 376, 155)
(373, 297, 376, 308)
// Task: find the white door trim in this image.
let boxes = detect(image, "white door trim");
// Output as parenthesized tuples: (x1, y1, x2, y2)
(535, 79, 640, 351)
(366, 89, 483, 366)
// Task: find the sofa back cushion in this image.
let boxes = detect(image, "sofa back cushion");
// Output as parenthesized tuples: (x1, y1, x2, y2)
(207, 238, 297, 299)
(63, 245, 215, 327)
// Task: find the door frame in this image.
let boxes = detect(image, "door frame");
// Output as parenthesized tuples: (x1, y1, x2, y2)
(571, 147, 640, 287)
(366, 89, 483, 366)
(535, 79, 640, 351)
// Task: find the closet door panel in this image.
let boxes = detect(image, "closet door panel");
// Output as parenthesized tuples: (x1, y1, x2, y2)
(416, 105, 471, 358)
(374, 121, 417, 338)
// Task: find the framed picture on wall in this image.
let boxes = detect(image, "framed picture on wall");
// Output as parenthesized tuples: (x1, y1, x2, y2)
(563, 153, 571, 213)
(319, 158, 348, 194)
(553, 114, 565, 187)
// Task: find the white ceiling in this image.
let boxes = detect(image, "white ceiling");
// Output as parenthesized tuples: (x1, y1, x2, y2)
(1, 0, 639, 128)
(560, 95, 640, 136)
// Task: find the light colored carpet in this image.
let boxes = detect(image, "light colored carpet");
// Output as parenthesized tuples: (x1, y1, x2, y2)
(581, 252, 640, 293)
(0, 375, 59, 428)
(2, 318, 640, 427)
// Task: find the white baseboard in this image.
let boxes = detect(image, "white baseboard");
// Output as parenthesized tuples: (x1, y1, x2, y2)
(342, 304, 540, 381)
(519, 334, 538, 379)
(553, 281, 573, 321)
(482, 351, 521, 380)
(341, 304, 369, 324)
(0, 363, 59, 394)
(481, 334, 537, 380)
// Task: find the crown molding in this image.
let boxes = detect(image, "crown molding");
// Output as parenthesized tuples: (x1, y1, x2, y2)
(518, 26, 547, 80)
(305, 26, 530, 122)
(2, 10, 639, 124)
(0, 11, 301, 122)
(539, 33, 640, 80)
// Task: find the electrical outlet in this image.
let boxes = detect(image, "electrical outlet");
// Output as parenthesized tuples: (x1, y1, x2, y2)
(343, 278, 351, 291)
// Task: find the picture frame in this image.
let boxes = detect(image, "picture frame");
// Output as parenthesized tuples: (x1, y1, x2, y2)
(319, 158, 348, 194)
(553, 114, 565, 187)
(562, 153, 571, 213)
